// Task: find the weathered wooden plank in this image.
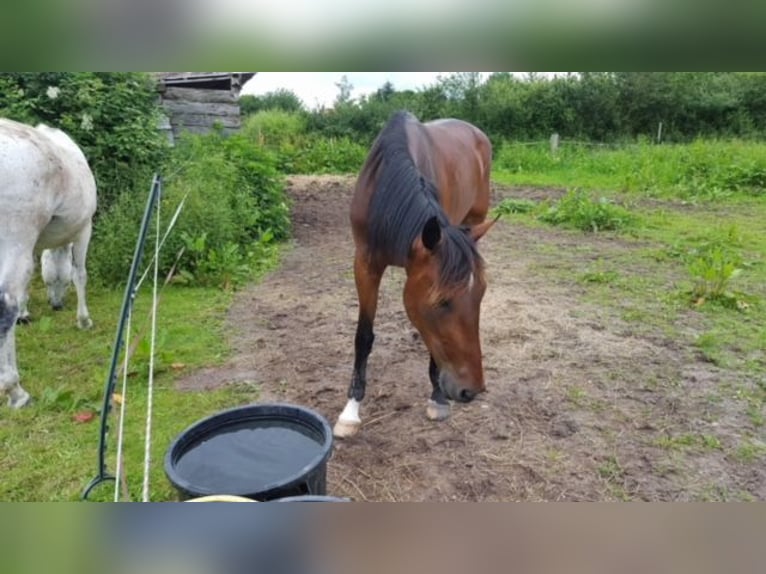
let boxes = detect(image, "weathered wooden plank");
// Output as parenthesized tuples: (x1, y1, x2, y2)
(161, 101, 240, 117)
(172, 125, 239, 136)
(170, 114, 242, 128)
(161, 87, 237, 104)
(163, 102, 240, 117)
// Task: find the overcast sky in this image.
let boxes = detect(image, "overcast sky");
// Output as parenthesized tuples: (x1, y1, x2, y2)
(241, 72, 489, 110)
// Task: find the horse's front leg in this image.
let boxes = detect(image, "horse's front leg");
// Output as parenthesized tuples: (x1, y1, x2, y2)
(334, 254, 383, 439)
(1, 259, 32, 408)
(426, 355, 451, 421)
(15, 290, 30, 325)
(0, 323, 30, 409)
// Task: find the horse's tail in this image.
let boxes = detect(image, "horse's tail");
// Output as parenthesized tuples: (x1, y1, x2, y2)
(0, 287, 16, 336)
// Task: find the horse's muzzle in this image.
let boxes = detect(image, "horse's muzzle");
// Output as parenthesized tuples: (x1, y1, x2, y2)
(439, 372, 480, 403)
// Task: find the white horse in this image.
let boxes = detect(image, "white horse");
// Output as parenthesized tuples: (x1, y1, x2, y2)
(0, 118, 97, 408)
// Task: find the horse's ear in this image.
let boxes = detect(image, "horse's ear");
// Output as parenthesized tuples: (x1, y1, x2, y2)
(470, 214, 500, 242)
(422, 216, 442, 251)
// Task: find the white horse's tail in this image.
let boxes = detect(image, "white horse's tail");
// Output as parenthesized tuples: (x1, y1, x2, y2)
(0, 288, 16, 336)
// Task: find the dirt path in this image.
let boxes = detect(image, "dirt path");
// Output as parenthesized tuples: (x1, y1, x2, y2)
(177, 175, 765, 501)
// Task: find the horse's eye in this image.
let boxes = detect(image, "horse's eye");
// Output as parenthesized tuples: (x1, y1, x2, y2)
(437, 298, 452, 311)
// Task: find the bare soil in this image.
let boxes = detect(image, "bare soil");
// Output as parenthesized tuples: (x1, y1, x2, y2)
(177, 175, 765, 501)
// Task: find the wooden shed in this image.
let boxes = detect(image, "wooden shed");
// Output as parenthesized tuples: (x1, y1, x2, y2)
(153, 72, 256, 142)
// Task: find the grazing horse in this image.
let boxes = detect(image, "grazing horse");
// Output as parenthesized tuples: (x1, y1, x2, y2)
(0, 119, 97, 408)
(334, 111, 496, 438)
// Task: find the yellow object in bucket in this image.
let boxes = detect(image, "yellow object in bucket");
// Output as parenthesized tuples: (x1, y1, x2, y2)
(186, 494, 256, 502)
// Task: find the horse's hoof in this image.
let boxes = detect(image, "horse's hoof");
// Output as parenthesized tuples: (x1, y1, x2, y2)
(333, 419, 361, 439)
(8, 389, 31, 409)
(78, 317, 93, 330)
(426, 400, 451, 421)
(16, 315, 30, 326)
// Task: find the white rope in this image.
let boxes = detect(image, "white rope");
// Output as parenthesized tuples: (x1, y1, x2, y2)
(141, 182, 162, 502)
(135, 192, 189, 292)
(113, 300, 133, 502)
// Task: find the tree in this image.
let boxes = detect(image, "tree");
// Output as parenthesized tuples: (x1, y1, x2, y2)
(334, 75, 354, 107)
(240, 89, 304, 115)
(372, 81, 395, 102)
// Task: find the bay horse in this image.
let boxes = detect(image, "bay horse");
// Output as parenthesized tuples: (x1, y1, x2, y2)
(0, 118, 97, 408)
(334, 110, 496, 438)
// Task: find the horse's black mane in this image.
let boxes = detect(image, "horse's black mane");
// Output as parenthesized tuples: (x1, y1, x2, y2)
(366, 111, 481, 288)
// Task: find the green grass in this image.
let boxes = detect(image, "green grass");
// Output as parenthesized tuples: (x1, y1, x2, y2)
(496, 174, 766, 376)
(493, 140, 766, 457)
(494, 139, 766, 200)
(0, 275, 264, 501)
(640, 207, 765, 369)
(734, 439, 766, 463)
(654, 433, 723, 452)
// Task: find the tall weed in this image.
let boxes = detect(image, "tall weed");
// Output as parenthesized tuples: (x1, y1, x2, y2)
(687, 245, 743, 305)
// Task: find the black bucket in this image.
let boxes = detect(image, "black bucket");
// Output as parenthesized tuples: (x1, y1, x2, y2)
(164, 403, 334, 501)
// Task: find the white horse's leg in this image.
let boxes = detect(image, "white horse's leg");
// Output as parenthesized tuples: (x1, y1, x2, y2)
(0, 251, 33, 408)
(334, 398, 362, 438)
(70, 225, 93, 330)
(41, 246, 73, 311)
(0, 323, 30, 409)
(16, 290, 30, 324)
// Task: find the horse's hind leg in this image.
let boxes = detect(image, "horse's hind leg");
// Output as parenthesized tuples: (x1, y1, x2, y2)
(70, 224, 93, 329)
(426, 355, 451, 421)
(334, 252, 384, 439)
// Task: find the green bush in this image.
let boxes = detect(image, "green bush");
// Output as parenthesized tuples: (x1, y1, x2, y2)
(539, 189, 637, 232)
(90, 130, 289, 288)
(673, 140, 766, 197)
(239, 90, 304, 115)
(240, 110, 367, 175)
(242, 109, 307, 148)
(87, 187, 148, 286)
(290, 136, 367, 174)
(0, 72, 168, 212)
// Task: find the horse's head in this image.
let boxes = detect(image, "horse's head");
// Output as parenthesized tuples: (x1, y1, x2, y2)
(41, 246, 73, 311)
(404, 215, 497, 403)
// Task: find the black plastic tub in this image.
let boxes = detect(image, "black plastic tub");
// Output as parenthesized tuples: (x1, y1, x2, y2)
(164, 403, 334, 501)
